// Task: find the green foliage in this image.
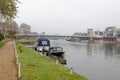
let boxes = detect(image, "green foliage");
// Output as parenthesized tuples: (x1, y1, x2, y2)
(0, 40, 7, 48)
(16, 44, 88, 80)
(17, 44, 23, 53)
(0, 0, 20, 20)
(15, 40, 19, 45)
(0, 34, 4, 41)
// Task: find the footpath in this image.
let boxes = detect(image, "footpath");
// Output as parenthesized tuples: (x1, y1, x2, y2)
(0, 41, 17, 80)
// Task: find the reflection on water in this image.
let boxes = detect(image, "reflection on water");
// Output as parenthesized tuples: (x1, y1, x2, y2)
(104, 44, 120, 64)
(50, 40, 120, 80)
(87, 43, 93, 56)
(104, 44, 114, 57)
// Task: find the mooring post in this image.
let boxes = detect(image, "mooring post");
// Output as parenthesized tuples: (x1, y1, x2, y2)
(44, 52, 46, 56)
(16, 54, 18, 64)
(18, 63, 21, 78)
(70, 67, 73, 74)
(56, 59, 58, 65)
(43, 45, 45, 55)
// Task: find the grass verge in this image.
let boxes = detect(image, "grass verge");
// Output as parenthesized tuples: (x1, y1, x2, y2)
(0, 40, 7, 48)
(16, 43, 88, 80)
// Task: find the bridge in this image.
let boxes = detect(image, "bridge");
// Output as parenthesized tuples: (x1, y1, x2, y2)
(16, 34, 71, 38)
(16, 34, 102, 42)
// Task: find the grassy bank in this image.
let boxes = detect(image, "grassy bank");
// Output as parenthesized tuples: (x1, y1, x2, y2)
(16, 44, 88, 80)
(0, 40, 7, 48)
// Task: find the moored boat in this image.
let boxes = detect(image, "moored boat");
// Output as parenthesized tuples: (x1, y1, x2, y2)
(49, 46, 66, 64)
(49, 47, 65, 58)
(34, 37, 50, 52)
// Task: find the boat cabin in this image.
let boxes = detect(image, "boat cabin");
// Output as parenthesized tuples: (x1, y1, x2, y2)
(35, 38, 50, 52)
(50, 47, 65, 58)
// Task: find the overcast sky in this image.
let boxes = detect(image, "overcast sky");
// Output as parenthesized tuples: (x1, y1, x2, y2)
(15, 0, 120, 35)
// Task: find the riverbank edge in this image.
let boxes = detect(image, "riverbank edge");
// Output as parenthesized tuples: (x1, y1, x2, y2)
(16, 43, 88, 80)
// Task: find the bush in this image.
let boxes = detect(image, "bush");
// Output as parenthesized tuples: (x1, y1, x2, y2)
(18, 44, 23, 53)
(0, 34, 4, 41)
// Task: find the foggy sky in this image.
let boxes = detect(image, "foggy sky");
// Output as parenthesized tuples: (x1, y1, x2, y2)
(15, 0, 120, 35)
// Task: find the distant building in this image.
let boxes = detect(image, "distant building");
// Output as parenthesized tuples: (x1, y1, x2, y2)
(103, 27, 117, 42)
(87, 29, 94, 37)
(115, 29, 120, 42)
(116, 29, 120, 37)
(94, 31, 104, 38)
(105, 27, 117, 37)
(19, 23, 31, 34)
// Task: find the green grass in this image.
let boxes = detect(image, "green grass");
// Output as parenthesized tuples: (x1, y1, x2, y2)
(16, 44, 88, 80)
(0, 40, 7, 48)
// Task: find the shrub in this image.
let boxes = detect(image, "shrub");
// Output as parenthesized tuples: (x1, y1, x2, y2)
(18, 45, 23, 53)
(0, 34, 4, 41)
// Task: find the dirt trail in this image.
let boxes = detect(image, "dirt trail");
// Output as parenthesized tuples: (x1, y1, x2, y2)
(0, 41, 17, 80)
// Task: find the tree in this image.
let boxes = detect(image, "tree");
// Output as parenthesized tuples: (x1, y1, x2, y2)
(7, 29, 17, 38)
(32, 32, 39, 34)
(41, 32, 46, 35)
(0, 0, 19, 20)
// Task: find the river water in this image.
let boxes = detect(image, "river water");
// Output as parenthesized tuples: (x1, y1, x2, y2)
(50, 40, 120, 80)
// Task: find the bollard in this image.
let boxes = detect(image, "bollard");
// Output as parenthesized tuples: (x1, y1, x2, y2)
(16, 54, 18, 64)
(18, 63, 21, 78)
(44, 52, 46, 56)
(70, 67, 73, 74)
(42, 46, 45, 55)
(56, 60, 58, 65)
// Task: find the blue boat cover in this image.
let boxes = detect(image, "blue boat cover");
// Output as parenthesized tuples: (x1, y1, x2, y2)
(37, 38, 50, 46)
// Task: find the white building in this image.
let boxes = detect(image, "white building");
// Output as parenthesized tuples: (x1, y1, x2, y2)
(94, 31, 104, 38)
(19, 23, 31, 34)
(105, 27, 117, 37)
(87, 29, 94, 37)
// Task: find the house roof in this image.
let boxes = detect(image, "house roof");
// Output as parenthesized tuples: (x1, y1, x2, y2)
(0, 22, 15, 29)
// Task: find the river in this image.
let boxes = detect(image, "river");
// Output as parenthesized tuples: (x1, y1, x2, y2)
(50, 40, 120, 80)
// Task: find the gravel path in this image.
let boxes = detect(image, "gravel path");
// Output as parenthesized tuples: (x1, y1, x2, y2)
(0, 41, 17, 80)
